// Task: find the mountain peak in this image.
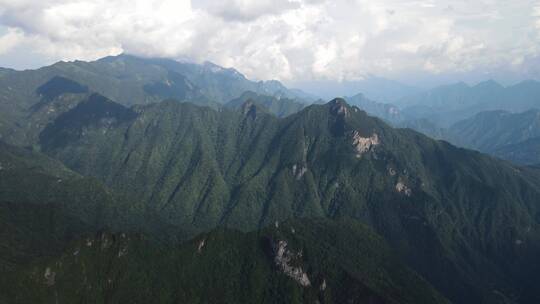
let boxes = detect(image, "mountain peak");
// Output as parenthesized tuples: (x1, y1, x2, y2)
(202, 61, 245, 79)
(474, 79, 503, 90)
(328, 98, 351, 117)
(350, 92, 367, 99)
(511, 79, 540, 90)
(241, 98, 258, 119)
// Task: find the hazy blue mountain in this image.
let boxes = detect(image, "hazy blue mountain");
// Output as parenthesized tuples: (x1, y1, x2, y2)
(396, 119, 464, 145)
(493, 137, 540, 165)
(226, 91, 306, 117)
(345, 93, 402, 123)
(400, 109, 540, 165)
(399, 80, 540, 126)
(290, 76, 421, 103)
(449, 109, 540, 151)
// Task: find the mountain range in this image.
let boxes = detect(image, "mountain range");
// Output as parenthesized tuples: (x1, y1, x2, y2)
(0, 54, 313, 145)
(290, 76, 421, 103)
(400, 109, 540, 166)
(2, 55, 540, 303)
(398, 80, 540, 127)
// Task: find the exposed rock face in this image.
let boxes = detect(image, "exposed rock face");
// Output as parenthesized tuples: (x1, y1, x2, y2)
(101, 234, 112, 250)
(273, 240, 311, 287)
(118, 246, 128, 257)
(241, 99, 257, 119)
(351, 131, 380, 158)
(395, 180, 412, 196)
(44, 267, 56, 286)
(197, 238, 206, 253)
(292, 164, 308, 180)
(330, 98, 350, 117)
(389, 107, 399, 116)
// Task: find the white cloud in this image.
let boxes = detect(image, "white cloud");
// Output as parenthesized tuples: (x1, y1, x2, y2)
(193, 0, 300, 22)
(0, 0, 539, 82)
(0, 27, 24, 54)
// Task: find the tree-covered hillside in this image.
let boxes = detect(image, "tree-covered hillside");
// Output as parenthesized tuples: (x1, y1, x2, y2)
(2, 55, 540, 304)
(1, 219, 449, 304)
(36, 95, 540, 303)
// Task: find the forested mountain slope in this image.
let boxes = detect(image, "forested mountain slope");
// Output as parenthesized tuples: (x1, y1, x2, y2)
(36, 96, 540, 303)
(1, 219, 449, 304)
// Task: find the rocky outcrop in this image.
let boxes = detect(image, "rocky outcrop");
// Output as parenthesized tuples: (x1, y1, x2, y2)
(351, 131, 379, 158)
(292, 164, 308, 180)
(44, 267, 56, 286)
(273, 240, 311, 287)
(395, 180, 412, 196)
(241, 99, 258, 119)
(197, 238, 206, 253)
(329, 98, 350, 117)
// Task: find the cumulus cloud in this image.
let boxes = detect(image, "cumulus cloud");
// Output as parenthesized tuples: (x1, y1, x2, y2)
(0, 0, 539, 82)
(0, 27, 24, 54)
(193, 0, 300, 22)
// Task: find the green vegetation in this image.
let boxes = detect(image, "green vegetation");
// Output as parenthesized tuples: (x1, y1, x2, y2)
(0, 141, 150, 272)
(36, 95, 540, 303)
(1, 219, 449, 304)
(2, 55, 540, 303)
(401, 109, 540, 165)
(493, 137, 540, 165)
(226, 91, 306, 117)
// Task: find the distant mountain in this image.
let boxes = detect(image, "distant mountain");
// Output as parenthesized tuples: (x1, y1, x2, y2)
(37, 96, 540, 303)
(449, 109, 540, 151)
(226, 91, 306, 117)
(399, 80, 540, 126)
(288, 87, 320, 101)
(0, 56, 206, 145)
(291, 76, 421, 103)
(493, 137, 540, 166)
(345, 93, 402, 123)
(398, 109, 540, 166)
(396, 119, 463, 145)
(0, 54, 313, 146)
(115, 55, 315, 103)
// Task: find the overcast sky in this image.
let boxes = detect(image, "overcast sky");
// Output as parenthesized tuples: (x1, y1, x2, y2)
(0, 0, 539, 86)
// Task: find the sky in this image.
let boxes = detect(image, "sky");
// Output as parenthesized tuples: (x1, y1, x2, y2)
(0, 0, 539, 87)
